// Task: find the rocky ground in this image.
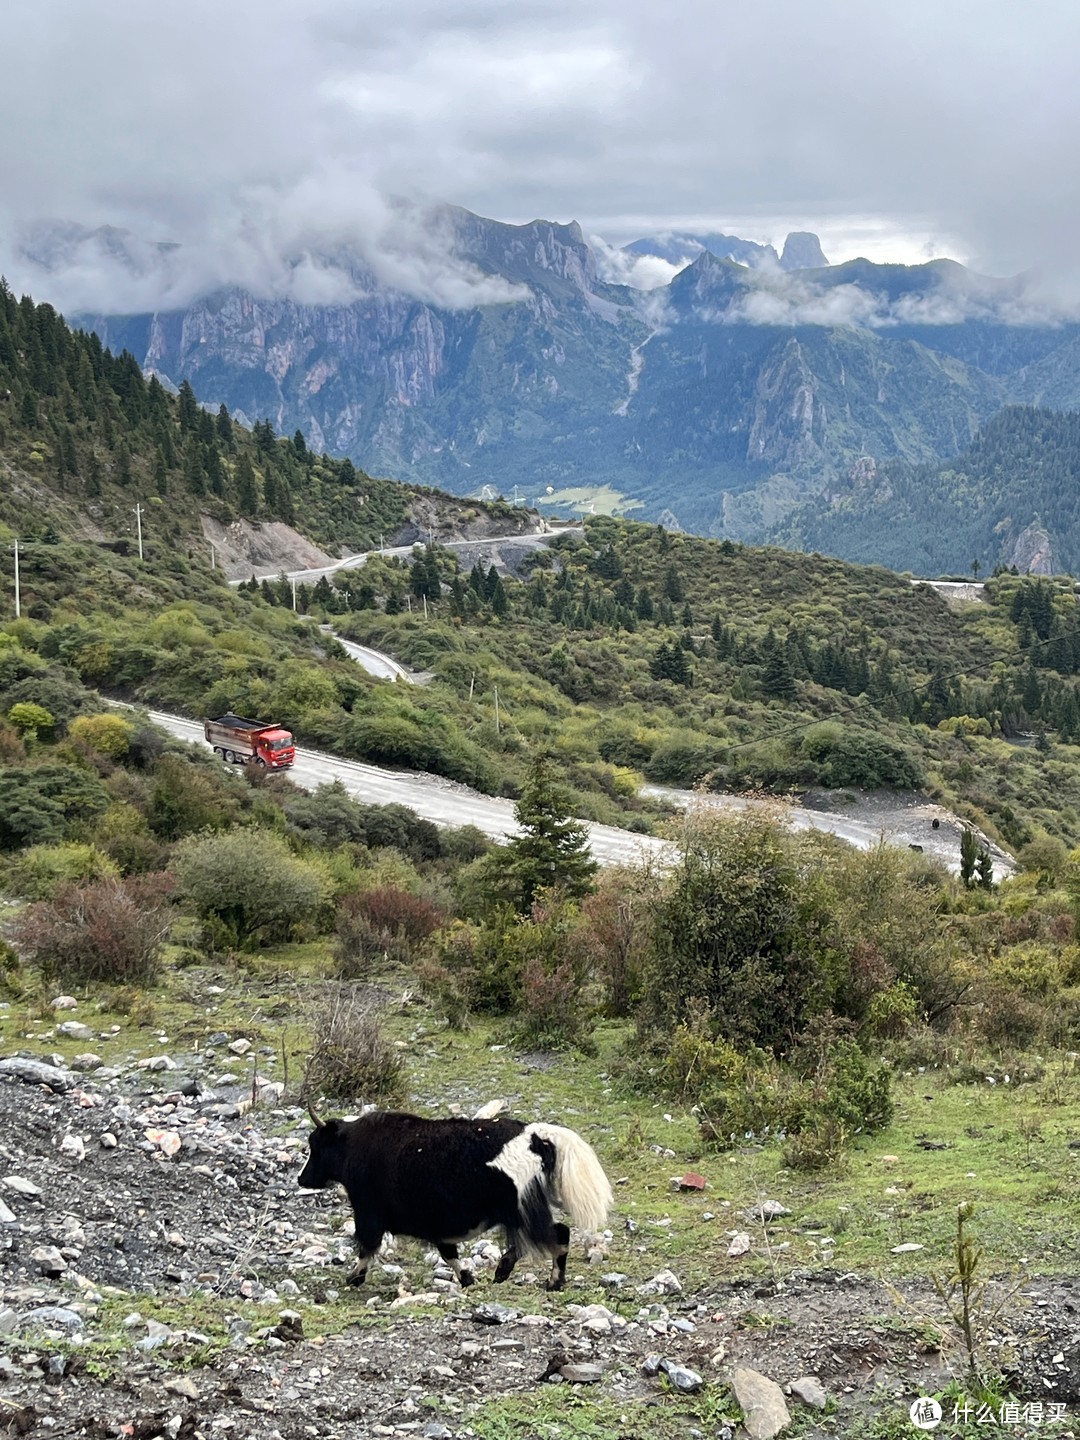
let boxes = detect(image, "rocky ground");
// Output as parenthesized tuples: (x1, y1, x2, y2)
(0, 1051, 1078, 1440)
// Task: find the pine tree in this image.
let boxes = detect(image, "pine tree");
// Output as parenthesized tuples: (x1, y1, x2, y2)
(236, 454, 259, 515)
(960, 828, 979, 889)
(504, 754, 598, 912)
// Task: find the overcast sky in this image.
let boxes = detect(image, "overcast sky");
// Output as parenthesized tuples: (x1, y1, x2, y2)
(2, 0, 1078, 308)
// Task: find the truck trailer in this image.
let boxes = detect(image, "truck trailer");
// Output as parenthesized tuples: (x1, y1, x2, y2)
(204, 714, 296, 768)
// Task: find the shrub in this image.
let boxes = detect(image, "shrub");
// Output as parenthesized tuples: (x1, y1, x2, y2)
(0, 763, 110, 849)
(173, 827, 328, 947)
(353, 885, 446, 946)
(6, 842, 119, 900)
(12, 874, 173, 986)
(638, 811, 828, 1052)
(511, 951, 594, 1052)
(303, 991, 406, 1105)
(580, 865, 658, 1017)
(147, 754, 242, 840)
(68, 712, 134, 759)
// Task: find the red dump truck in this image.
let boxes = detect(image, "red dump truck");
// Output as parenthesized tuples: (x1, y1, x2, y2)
(204, 714, 296, 768)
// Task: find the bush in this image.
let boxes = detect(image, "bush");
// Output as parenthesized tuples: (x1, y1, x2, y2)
(12, 874, 173, 987)
(0, 763, 110, 849)
(638, 811, 828, 1052)
(68, 712, 134, 759)
(800, 724, 923, 790)
(511, 951, 594, 1052)
(303, 991, 406, 1105)
(173, 827, 328, 947)
(352, 885, 446, 946)
(6, 842, 119, 900)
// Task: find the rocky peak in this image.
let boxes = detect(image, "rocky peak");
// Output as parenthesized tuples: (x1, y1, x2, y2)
(780, 232, 830, 271)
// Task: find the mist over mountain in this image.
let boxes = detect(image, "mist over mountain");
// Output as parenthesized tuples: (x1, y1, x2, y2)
(9, 203, 1080, 570)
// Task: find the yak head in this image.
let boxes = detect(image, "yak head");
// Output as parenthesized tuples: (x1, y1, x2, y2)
(297, 1111, 344, 1190)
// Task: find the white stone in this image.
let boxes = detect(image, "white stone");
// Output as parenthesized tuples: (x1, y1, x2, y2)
(56, 1021, 92, 1040)
(51, 996, 78, 1011)
(59, 1135, 86, 1163)
(4, 1175, 42, 1197)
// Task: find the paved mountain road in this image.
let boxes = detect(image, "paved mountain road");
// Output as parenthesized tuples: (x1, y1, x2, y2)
(141, 710, 1013, 878)
(141, 710, 670, 869)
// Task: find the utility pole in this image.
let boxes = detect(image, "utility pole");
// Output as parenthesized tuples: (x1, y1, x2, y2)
(290, 578, 297, 611)
(380, 534, 385, 555)
(132, 504, 144, 561)
(494, 686, 500, 734)
(209, 540, 216, 570)
(469, 672, 475, 701)
(422, 594, 428, 620)
(12, 538, 19, 619)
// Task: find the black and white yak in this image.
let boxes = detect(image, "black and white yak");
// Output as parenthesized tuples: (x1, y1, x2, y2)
(298, 1108, 613, 1291)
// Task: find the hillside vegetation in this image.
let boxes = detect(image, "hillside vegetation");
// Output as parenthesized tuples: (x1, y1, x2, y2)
(7, 288, 1080, 856)
(775, 406, 1080, 575)
(6, 286, 1080, 1429)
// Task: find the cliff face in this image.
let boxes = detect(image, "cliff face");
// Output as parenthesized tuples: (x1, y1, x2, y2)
(67, 207, 1080, 551)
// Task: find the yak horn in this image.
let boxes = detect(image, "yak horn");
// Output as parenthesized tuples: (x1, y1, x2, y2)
(307, 1102, 325, 1129)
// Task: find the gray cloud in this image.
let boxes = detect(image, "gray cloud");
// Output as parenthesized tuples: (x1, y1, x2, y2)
(1, 0, 1078, 310)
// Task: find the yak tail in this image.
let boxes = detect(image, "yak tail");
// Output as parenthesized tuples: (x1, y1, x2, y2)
(527, 1123, 612, 1233)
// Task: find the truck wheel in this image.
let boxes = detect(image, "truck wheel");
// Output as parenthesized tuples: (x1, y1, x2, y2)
(255, 757, 267, 767)
(225, 750, 237, 764)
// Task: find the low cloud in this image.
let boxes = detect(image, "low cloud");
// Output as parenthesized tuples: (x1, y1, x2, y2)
(1, 178, 530, 316)
(694, 262, 1077, 330)
(590, 233, 691, 290)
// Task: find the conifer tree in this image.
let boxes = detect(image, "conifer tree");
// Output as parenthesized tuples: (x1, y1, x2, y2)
(504, 754, 598, 912)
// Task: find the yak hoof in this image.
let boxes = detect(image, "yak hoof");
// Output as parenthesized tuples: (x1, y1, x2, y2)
(346, 1270, 368, 1288)
(459, 1270, 475, 1288)
(544, 1276, 565, 1292)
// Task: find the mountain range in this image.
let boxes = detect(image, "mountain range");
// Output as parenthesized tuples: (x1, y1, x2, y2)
(8, 204, 1080, 572)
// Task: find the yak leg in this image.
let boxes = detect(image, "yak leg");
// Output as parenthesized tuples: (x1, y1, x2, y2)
(545, 1222, 571, 1292)
(493, 1236, 520, 1284)
(348, 1216, 384, 1288)
(436, 1241, 474, 1288)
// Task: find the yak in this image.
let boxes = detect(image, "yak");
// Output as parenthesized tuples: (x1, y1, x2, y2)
(298, 1108, 612, 1291)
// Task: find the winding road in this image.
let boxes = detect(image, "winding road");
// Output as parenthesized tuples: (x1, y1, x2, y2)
(141, 707, 1013, 878)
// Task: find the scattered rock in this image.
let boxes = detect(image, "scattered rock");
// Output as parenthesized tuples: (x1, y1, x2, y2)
(789, 1376, 827, 1409)
(472, 1303, 520, 1325)
(749, 1201, 791, 1222)
(70, 1054, 103, 1072)
(730, 1367, 791, 1439)
(890, 1243, 924, 1254)
(56, 1021, 92, 1041)
(21, 1306, 84, 1334)
(638, 1268, 682, 1296)
(163, 1376, 200, 1400)
(0, 1058, 74, 1091)
(675, 1171, 708, 1191)
(50, 997, 78, 1011)
(559, 1363, 603, 1384)
(4, 1176, 42, 1198)
(100, 1132, 118, 1149)
(472, 1099, 508, 1119)
(228, 1038, 252, 1056)
(0, 1197, 16, 1224)
(660, 1359, 704, 1393)
(30, 1246, 67, 1277)
(728, 1232, 752, 1257)
(59, 1134, 86, 1162)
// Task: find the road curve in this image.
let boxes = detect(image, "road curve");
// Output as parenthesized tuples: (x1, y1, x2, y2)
(233, 527, 585, 587)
